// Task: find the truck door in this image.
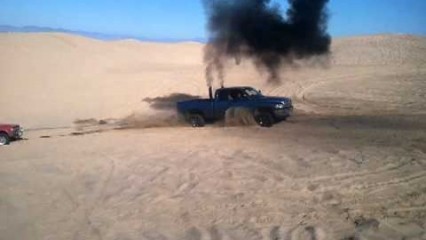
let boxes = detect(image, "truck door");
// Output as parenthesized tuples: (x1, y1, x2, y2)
(228, 89, 247, 108)
(214, 89, 232, 118)
(214, 89, 248, 118)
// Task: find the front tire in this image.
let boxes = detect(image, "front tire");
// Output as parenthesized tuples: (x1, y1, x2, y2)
(0, 133, 10, 145)
(188, 114, 205, 127)
(255, 112, 274, 127)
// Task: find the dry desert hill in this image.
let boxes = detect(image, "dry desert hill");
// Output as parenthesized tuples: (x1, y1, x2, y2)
(1, 33, 426, 240)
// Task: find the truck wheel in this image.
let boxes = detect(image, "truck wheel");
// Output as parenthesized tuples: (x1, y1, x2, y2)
(0, 133, 10, 145)
(255, 113, 274, 127)
(188, 114, 205, 127)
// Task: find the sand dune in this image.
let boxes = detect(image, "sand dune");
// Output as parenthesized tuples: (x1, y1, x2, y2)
(332, 35, 426, 66)
(1, 33, 425, 128)
(1, 33, 426, 240)
(0, 33, 205, 128)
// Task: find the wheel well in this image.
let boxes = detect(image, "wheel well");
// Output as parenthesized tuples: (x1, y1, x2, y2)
(0, 131, 8, 136)
(186, 110, 204, 118)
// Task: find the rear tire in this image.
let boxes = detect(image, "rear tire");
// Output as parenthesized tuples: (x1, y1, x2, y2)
(255, 112, 274, 127)
(0, 133, 10, 145)
(188, 114, 205, 127)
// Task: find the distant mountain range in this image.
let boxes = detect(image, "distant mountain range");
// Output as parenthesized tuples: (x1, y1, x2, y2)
(0, 25, 206, 43)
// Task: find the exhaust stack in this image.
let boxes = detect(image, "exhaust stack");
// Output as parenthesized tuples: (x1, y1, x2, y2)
(208, 86, 213, 99)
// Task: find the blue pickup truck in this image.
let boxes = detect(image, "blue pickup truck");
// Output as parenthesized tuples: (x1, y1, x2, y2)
(177, 86, 293, 127)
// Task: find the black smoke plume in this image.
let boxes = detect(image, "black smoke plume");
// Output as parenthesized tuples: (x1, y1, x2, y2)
(203, 0, 331, 85)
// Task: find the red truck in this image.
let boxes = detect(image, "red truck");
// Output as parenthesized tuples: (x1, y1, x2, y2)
(0, 124, 23, 145)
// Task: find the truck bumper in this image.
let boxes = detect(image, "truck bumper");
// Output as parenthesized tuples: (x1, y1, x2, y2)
(12, 126, 24, 139)
(274, 106, 293, 119)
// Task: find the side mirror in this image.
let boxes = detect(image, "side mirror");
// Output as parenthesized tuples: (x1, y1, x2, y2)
(258, 90, 262, 94)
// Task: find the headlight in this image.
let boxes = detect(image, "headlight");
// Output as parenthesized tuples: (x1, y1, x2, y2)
(275, 104, 285, 109)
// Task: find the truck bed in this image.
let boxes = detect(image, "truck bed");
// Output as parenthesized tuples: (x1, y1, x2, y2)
(176, 99, 215, 119)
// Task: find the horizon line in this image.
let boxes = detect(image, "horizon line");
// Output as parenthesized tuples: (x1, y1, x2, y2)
(1, 24, 425, 43)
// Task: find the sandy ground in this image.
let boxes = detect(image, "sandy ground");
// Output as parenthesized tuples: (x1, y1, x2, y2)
(1, 33, 426, 240)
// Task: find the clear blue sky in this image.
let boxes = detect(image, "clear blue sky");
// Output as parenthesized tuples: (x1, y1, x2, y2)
(0, 0, 425, 39)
